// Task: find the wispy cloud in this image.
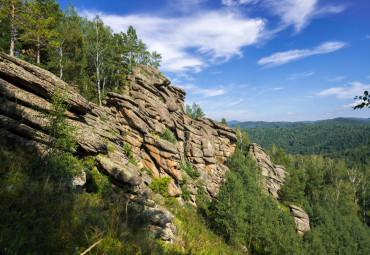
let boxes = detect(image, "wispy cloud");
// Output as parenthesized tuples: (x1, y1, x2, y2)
(222, 0, 259, 6)
(343, 100, 363, 109)
(327, 76, 346, 82)
(288, 71, 314, 80)
(366, 35, 370, 39)
(317, 81, 370, 99)
(264, 0, 346, 32)
(177, 84, 226, 97)
(258, 41, 347, 67)
(80, 10, 265, 73)
(228, 98, 244, 107)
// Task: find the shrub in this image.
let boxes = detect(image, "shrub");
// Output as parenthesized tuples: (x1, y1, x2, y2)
(124, 143, 133, 158)
(180, 157, 200, 179)
(148, 177, 171, 198)
(160, 128, 177, 144)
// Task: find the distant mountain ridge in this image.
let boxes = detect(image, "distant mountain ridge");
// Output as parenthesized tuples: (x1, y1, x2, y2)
(229, 117, 370, 129)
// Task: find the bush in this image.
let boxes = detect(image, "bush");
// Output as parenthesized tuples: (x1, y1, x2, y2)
(148, 177, 171, 198)
(180, 157, 200, 179)
(160, 128, 177, 144)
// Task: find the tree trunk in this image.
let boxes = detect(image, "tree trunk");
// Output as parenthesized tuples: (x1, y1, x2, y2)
(96, 52, 101, 106)
(59, 44, 63, 79)
(9, 2, 15, 57)
(36, 33, 40, 64)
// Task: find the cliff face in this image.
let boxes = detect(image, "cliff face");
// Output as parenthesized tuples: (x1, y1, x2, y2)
(248, 143, 286, 199)
(0, 53, 236, 242)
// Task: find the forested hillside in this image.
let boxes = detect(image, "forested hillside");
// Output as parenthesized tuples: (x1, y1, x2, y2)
(0, 0, 161, 105)
(230, 117, 369, 129)
(244, 124, 370, 155)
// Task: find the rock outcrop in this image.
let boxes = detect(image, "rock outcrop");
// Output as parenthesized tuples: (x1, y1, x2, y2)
(248, 143, 286, 199)
(248, 143, 310, 234)
(290, 205, 310, 235)
(0, 53, 236, 242)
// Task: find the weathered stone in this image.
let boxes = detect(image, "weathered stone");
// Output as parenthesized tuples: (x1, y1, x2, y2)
(0, 53, 90, 114)
(249, 143, 286, 199)
(96, 155, 142, 186)
(290, 205, 310, 235)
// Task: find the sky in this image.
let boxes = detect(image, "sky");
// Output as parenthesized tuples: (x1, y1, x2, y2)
(56, 0, 370, 121)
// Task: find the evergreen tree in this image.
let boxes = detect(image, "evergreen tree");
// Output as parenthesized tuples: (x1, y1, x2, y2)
(22, 0, 62, 64)
(186, 103, 205, 119)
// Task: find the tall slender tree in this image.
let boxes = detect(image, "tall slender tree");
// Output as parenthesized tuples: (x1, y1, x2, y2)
(86, 15, 112, 105)
(0, 0, 25, 56)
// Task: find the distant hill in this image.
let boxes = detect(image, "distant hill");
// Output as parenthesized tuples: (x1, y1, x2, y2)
(227, 120, 241, 125)
(242, 123, 370, 155)
(230, 117, 370, 129)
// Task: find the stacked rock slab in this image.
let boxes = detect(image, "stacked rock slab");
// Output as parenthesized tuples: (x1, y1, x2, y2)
(290, 205, 310, 235)
(248, 143, 311, 234)
(0, 53, 236, 242)
(248, 143, 286, 199)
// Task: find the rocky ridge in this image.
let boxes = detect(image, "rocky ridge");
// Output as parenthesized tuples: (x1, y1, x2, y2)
(0, 53, 236, 242)
(0, 52, 309, 239)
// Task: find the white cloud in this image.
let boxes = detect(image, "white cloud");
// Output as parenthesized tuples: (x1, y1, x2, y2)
(327, 76, 346, 82)
(317, 81, 370, 99)
(80, 10, 265, 73)
(343, 100, 363, 109)
(258, 41, 347, 67)
(288, 71, 314, 80)
(222, 0, 259, 6)
(177, 83, 226, 97)
(228, 98, 244, 107)
(365, 35, 370, 39)
(264, 0, 345, 33)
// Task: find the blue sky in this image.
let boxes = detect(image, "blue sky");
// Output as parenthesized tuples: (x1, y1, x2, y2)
(57, 0, 370, 121)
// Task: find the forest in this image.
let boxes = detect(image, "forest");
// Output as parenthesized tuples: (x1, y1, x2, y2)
(0, 0, 161, 105)
(240, 123, 370, 156)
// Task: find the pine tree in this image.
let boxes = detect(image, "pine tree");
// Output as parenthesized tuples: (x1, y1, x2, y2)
(22, 0, 62, 64)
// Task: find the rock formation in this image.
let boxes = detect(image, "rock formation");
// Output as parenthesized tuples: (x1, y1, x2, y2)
(0, 53, 236, 242)
(290, 205, 311, 235)
(248, 143, 286, 199)
(248, 143, 311, 234)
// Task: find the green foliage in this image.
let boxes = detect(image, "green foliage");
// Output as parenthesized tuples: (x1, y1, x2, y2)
(123, 143, 133, 158)
(180, 157, 200, 179)
(162, 198, 246, 254)
(148, 177, 171, 198)
(41, 85, 83, 181)
(160, 127, 177, 144)
(220, 117, 228, 126)
(235, 125, 250, 154)
(128, 158, 137, 166)
(354, 90, 370, 109)
(0, 145, 168, 254)
(210, 149, 304, 254)
(245, 123, 370, 155)
(185, 102, 205, 119)
(85, 167, 111, 194)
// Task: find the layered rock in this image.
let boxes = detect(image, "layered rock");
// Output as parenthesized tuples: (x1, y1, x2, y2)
(0, 53, 236, 242)
(248, 143, 310, 234)
(290, 205, 310, 235)
(248, 143, 286, 199)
